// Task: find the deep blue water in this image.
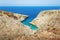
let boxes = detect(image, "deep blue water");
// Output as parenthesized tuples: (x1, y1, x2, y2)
(0, 6, 60, 30)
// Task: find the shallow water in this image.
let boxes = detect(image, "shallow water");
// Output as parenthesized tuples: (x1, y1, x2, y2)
(22, 21, 38, 30)
(0, 6, 60, 30)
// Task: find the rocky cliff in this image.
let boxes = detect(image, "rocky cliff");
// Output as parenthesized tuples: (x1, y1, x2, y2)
(0, 10, 60, 40)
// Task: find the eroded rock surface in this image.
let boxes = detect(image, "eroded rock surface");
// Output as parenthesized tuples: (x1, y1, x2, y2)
(0, 10, 35, 40)
(30, 10, 60, 40)
(0, 10, 60, 40)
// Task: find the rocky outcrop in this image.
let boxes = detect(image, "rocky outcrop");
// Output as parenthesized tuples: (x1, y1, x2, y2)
(30, 10, 60, 31)
(0, 10, 60, 40)
(30, 10, 60, 40)
(0, 10, 34, 40)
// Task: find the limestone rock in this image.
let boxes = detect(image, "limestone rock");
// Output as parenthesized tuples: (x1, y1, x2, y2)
(0, 10, 60, 40)
(34, 30, 60, 40)
(0, 10, 34, 40)
(30, 10, 60, 31)
(30, 10, 60, 40)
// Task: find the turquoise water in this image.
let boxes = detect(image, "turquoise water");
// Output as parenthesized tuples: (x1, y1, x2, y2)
(0, 6, 60, 30)
(22, 22, 38, 30)
(22, 17, 38, 30)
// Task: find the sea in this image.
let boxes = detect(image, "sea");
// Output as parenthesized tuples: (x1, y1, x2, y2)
(0, 6, 60, 30)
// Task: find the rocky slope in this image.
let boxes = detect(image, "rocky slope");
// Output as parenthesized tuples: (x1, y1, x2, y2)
(30, 10, 60, 40)
(0, 10, 60, 40)
(0, 10, 35, 40)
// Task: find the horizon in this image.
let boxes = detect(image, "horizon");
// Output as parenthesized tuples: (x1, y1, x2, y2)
(0, 0, 60, 6)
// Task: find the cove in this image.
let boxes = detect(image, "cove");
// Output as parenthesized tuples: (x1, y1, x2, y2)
(0, 6, 60, 30)
(21, 17, 38, 30)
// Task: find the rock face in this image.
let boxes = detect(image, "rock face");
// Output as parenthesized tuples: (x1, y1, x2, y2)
(30, 10, 60, 40)
(0, 10, 34, 40)
(30, 10, 60, 31)
(0, 10, 60, 40)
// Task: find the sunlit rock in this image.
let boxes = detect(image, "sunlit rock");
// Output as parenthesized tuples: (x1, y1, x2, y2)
(0, 11, 34, 40)
(30, 10, 60, 40)
(0, 10, 60, 40)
